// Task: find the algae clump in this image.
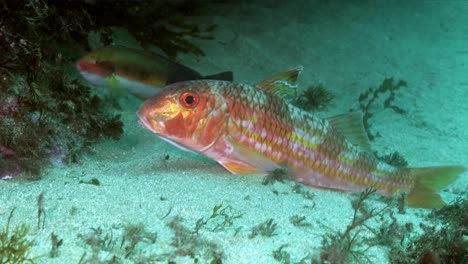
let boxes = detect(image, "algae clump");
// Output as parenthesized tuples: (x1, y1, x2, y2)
(0, 209, 35, 264)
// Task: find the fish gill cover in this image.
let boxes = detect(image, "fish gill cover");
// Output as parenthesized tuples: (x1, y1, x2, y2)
(0, 0, 218, 179)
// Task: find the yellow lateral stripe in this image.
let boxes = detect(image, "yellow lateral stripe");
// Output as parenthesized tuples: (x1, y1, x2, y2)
(237, 115, 403, 192)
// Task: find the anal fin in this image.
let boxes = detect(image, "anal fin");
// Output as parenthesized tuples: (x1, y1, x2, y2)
(218, 160, 261, 174)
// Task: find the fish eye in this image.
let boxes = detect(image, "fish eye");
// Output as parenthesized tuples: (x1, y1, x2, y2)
(179, 91, 200, 108)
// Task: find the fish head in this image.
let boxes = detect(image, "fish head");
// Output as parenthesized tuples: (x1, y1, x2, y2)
(137, 80, 229, 153)
(76, 48, 117, 86)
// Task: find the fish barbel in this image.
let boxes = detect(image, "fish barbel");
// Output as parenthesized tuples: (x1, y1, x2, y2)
(137, 67, 465, 208)
(76, 45, 233, 99)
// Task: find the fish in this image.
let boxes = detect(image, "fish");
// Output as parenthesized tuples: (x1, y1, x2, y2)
(137, 67, 466, 208)
(76, 45, 233, 99)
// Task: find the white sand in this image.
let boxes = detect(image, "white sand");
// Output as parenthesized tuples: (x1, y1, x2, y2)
(1, 1, 467, 263)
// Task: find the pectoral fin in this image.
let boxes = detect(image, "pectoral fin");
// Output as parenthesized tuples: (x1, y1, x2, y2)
(216, 139, 279, 174)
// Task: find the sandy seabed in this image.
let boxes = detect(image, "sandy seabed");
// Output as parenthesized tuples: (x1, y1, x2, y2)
(1, 1, 467, 263)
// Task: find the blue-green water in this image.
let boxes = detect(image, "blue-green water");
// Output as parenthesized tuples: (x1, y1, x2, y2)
(1, 1, 467, 263)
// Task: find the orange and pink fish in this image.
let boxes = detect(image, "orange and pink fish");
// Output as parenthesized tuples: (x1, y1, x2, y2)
(76, 45, 233, 99)
(137, 67, 465, 208)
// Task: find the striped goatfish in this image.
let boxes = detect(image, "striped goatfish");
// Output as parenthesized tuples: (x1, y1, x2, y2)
(137, 67, 465, 208)
(76, 45, 233, 99)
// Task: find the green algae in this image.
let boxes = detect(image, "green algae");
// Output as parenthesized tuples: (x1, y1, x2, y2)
(1, 0, 217, 179)
(357, 78, 407, 141)
(0, 209, 35, 264)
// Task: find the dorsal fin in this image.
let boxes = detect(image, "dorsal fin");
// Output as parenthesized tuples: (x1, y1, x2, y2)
(257, 66, 303, 102)
(328, 111, 373, 154)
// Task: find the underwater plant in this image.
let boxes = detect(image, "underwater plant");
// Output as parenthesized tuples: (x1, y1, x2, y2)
(262, 168, 291, 185)
(46, 0, 217, 58)
(356, 78, 407, 141)
(194, 203, 243, 233)
(389, 198, 468, 263)
(167, 216, 225, 263)
(0, 1, 124, 179)
(37, 191, 46, 230)
(78, 226, 116, 257)
(272, 244, 291, 264)
(315, 188, 391, 264)
(120, 223, 157, 258)
(0, 209, 35, 264)
(249, 218, 278, 239)
(78, 223, 157, 263)
(1, 0, 219, 179)
(289, 215, 312, 228)
(49, 232, 63, 258)
(79, 178, 101, 186)
(292, 84, 335, 112)
(375, 151, 408, 168)
(104, 0, 216, 58)
(0, 0, 215, 179)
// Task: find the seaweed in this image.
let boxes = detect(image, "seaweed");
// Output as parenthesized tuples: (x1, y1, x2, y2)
(49, 0, 217, 58)
(272, 244, 291, 264)
(375, 151, 408, 168)
(389, 199, 468, 263)
(120, 223, 157, 258)
(167, 216, 224, 263)
(78, 253, 122, 264)
(1, 0, 218, 179)
(79, 227, 115, 255)
(429, 198, 467, 228)
(120, 3, 216, 58)
(79, 178, 101, 186)
(156, 204, 242, 261)
(315, 188, 391, 264)
(262, 168, 291, 185)
(0, 1, 124, 179)
(356, 78, 407, 140)
(292, 85, 335, 112)
(37, 191, 46, 229)
(0, 209, 35, 264)
(49, 232, 63, 258)
(194, 204, 243, 233)
(289, 215, 312, 228)
(292, 184, 316, 201)
(249, 218, 278, 239)
(78, 223, 157, 262)
(78, 223, 157, 263)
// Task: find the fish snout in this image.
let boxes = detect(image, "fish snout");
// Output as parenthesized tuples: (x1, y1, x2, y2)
(138, 116, 153, 131)
(76, 59, 86, 72)
(137, 102, 161, 132)
(76, 57, 113, 78)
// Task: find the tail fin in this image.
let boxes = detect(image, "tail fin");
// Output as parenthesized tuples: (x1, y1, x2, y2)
(203, 71, 234, 81)
(407, 166, 466, 208)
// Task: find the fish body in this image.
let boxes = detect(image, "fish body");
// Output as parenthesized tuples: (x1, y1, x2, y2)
(137, 68, 465, 208)
(76, 45, 233, 99)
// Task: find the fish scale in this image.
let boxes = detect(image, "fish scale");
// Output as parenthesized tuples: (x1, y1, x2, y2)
(138, 69, 465, 208)
(215, 81, 406, 194)
(76, 45, 233, 100)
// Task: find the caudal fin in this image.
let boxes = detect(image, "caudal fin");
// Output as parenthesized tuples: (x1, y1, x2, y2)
(203, 71, 234, 81)
(407, 166, 466, 208)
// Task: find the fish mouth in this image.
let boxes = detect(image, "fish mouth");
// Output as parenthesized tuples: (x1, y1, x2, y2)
(138, 116, 156, 132)
(137, 114, 197, 153)
(137, 114, 165, 135)
(76, 58, 111, 78)
(76, 58, 94, 73)
(76, 59, 85, 72)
